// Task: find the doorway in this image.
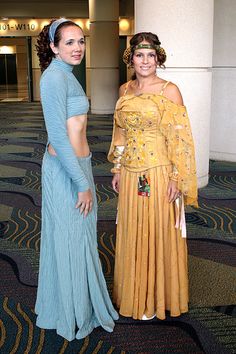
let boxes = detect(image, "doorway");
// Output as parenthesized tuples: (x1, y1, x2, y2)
(0, 38, 30, 102)
(0, 54, 17, 84)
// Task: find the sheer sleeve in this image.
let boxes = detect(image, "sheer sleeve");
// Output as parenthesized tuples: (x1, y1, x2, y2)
(107, 111, 126, 173)
(160, 102, 198, 206)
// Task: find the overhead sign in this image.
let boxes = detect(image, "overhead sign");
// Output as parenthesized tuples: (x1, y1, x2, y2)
(0, 18, 133, 37)
(0, 19, 90, 37)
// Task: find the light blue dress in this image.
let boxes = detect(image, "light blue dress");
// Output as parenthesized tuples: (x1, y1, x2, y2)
(35, 58, 118, 341)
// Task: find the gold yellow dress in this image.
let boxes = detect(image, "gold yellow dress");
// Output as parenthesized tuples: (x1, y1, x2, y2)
(108, 90, 198, 320)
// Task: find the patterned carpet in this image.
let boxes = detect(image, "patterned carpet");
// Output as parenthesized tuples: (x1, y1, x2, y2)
(0, 102, 235, 354)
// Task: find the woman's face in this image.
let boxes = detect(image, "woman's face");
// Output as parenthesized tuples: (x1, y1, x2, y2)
(132, 41, 157, 77)
(51, 25, 85, 65)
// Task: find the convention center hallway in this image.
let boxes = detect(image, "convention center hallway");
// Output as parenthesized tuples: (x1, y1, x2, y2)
(0, 101, 235, 353)
(0, 84, 28, 103)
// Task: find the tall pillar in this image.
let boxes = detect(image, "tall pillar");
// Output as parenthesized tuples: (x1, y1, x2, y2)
(32, 36, 40, 101)
(135, 0, 214, 188)
(210, 0, 236, 162)
(89, 0, 119, 114)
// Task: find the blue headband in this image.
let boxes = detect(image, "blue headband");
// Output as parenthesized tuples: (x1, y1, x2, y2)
(49, 18, 70, 42)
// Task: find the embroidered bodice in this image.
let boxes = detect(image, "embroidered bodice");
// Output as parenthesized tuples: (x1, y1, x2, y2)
(108, 93, 198, 206)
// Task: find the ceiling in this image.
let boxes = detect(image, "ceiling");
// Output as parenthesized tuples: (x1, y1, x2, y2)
(0, 0, 134, 18)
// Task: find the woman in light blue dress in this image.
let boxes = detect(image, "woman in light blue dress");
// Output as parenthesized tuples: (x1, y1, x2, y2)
(35, 18, 118, 341)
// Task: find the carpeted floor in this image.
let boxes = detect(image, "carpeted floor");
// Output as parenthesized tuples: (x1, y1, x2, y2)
(0, 102, 235, 354)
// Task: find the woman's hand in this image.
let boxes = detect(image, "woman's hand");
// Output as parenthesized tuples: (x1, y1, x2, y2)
(75, 189, 93, 217)
(112, 173, 121, 193)
(167, 180, 180, 203)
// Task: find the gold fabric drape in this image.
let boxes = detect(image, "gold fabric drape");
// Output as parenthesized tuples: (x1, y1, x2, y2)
(108, 93, 198, 319)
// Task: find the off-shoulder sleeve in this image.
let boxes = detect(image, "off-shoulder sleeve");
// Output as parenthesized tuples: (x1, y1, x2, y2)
(160, 102, 198, 207)
(107, 110, 126, 173)
(40, 70, 90, 192)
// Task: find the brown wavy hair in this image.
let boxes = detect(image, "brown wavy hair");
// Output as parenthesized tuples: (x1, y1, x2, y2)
(130, 32, 166, 67)
(36, 20, 82, 72)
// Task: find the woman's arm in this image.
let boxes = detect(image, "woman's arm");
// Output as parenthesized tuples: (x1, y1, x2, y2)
(108, 82, 129, 193)
(160, 95, 198, 206)
(40, 70, 90, 193)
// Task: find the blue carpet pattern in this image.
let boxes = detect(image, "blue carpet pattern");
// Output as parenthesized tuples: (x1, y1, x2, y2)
(0, 102, 235, 353)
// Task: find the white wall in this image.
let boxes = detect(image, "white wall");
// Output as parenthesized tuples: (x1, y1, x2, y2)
(0, 1, 88, 18)
(210, 0, 236, 161)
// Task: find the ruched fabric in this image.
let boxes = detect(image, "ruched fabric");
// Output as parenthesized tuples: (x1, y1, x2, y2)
(35, 151, 118, 341)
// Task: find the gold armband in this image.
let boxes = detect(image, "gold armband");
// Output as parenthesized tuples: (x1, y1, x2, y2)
(110, 145, 125, 173)
(169, 165, 178, 181)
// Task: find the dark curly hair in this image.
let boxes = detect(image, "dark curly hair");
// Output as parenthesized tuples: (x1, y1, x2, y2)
(130, 32, 167, 68)
(36, 20, 82, 72)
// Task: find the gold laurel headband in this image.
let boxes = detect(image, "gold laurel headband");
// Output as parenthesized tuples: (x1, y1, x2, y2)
(122, 44, 166, 65)
(134, 44, 160, 50)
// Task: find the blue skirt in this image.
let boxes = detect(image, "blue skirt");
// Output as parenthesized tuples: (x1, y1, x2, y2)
(35, 150, 118, 341)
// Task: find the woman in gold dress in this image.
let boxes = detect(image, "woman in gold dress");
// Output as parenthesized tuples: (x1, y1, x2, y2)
(108, 32, 198, 320)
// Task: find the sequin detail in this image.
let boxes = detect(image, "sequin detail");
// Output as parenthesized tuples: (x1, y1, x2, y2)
(108, 94, 198, 206)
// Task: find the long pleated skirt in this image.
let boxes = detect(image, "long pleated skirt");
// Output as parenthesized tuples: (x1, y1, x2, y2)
(113, 165, 188, 320)
(35, 150, 118, 341)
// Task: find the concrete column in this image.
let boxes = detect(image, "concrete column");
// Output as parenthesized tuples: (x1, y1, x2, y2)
(126, 35, 133, 81)
(135, 0, 214, 188)
(31, 36, 40, 101)
(89, 0, 119, 114)
(210, 0, 236, 162)
(15, 39, 28, 100)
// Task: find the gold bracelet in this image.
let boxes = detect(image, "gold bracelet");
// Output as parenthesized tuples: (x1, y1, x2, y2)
(169, 165, 178, 181)
(111, 164, 122, 174)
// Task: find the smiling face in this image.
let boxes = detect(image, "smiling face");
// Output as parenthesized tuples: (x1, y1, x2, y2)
(50, 25, 85, 66)
(132, 41, 158, 77)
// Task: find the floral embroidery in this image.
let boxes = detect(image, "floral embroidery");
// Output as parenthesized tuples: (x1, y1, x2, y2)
(107, 94, 198, 206)
(117, 110, 160, 168)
